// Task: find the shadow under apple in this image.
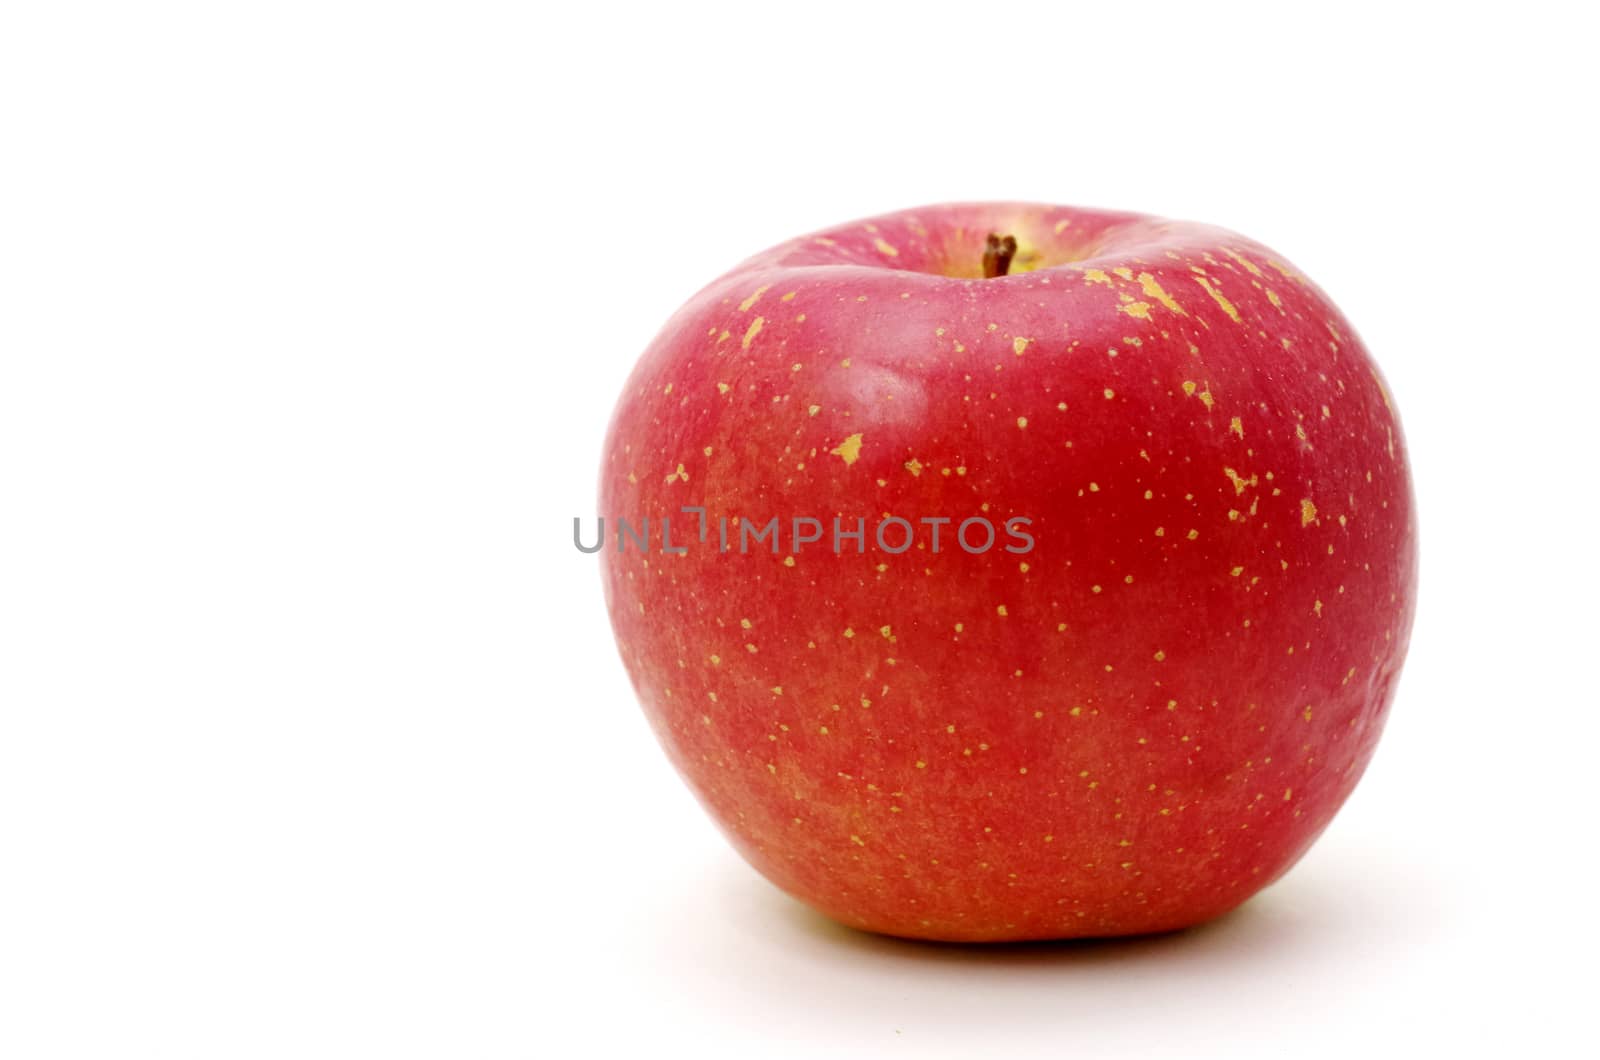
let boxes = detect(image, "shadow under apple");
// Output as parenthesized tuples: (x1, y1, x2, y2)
(622, 844, 1442, 1047)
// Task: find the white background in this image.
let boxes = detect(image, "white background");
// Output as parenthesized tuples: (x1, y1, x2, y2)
(3, 2, 1596, 1057)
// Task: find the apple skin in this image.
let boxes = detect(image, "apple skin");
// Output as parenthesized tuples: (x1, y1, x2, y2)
(598, 203, 1415, 942)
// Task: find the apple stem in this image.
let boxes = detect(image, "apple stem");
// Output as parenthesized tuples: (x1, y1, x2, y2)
(983, 233, 1018, 278)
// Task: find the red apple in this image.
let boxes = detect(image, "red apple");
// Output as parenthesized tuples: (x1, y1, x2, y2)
(597, 202, 1416, 942)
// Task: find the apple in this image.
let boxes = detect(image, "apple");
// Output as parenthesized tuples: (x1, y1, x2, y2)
(597, 202, 1415, 942)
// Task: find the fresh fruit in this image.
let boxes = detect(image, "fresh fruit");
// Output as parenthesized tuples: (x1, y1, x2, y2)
(597, 202, 1416, 941)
